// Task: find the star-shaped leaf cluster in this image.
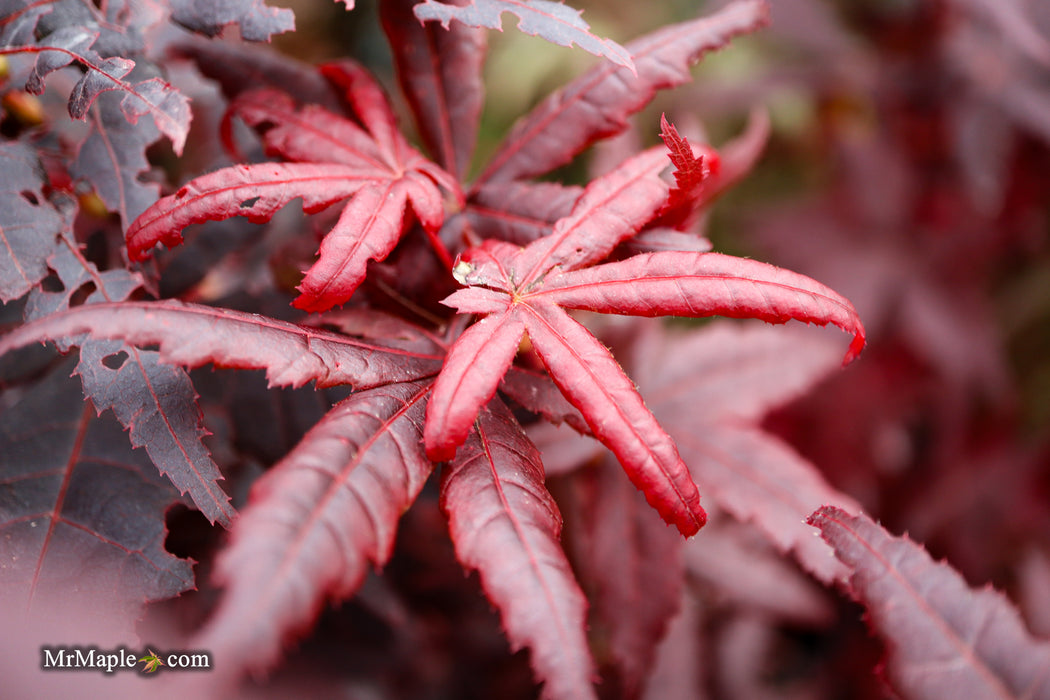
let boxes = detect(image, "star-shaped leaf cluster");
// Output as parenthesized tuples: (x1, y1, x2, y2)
(125, 60, 459, 313)
(426, 133, 865, 536)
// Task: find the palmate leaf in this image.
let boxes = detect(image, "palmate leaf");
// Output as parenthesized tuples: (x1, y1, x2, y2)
(430, 150, 705, 536)
(429, 132, 863, 536)
(809, 507, 1050, 698)
(126, 63, 455, 313)
(441, 398, 595, 699)
(413, 0, 633, 73)
(197, 380, 434, 677)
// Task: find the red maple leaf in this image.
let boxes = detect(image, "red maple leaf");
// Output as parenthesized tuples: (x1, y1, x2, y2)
(425, 134, 865, 537)
(125, 60, 459, 313)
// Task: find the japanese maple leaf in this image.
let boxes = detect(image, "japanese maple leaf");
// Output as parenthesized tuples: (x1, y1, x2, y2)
(424, 137, 866, 537)
(125, 60, 458, 313)
(138, 650, 164, 674)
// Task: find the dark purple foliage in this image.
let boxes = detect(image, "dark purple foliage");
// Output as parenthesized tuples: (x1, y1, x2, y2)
(2, 0, 1048, 698)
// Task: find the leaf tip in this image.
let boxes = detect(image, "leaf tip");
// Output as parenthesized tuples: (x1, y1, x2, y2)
(292, 285, 342, 314)
(842, 328, 867, 367)
(425, 441, 455, 463)
(806, 505, 855, 535)
(659, 111, 672, 138)
(609, 42, 637, 76)
(679, 503, 708, 537)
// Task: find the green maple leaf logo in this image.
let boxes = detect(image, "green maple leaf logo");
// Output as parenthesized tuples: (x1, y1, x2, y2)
(138, 649, 164, 674)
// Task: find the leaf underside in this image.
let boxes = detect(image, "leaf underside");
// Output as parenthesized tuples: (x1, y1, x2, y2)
(125, 70, 454, 312)
(413, 0, 634, 72)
